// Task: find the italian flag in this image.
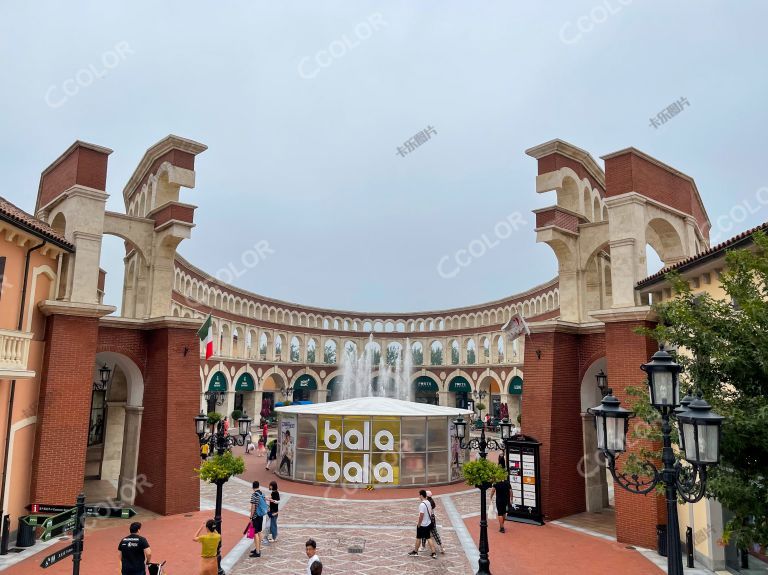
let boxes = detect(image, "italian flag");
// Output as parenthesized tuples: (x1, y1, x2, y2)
(197, 314, 214, 360)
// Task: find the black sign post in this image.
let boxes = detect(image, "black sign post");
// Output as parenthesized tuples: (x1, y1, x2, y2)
(40, 543, 75, 568)
(505, 434, 544, 526)
(71, 492, 85, 575)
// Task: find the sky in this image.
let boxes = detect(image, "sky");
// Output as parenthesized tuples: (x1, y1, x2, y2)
(2, 1, 767, 314)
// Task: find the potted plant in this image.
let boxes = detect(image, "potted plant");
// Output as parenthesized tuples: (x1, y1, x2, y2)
(197, 451, 245, 485)
(231, 409, 243, 422)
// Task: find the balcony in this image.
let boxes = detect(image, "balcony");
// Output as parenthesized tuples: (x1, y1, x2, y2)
(0, 329, 35, 379)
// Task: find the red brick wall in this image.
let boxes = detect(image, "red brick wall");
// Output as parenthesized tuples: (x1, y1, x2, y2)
(604, 151, 708, 233)
(537, 153, 605, 196)
(151, 202, 195, 228)
(605, 320, 666, 549)
(536, 207, 584, 233)
(37, 145, 109, 211)
(30, 314, 100, 504)
(521, 330, 586, 519)
(135, 327, 201, 515)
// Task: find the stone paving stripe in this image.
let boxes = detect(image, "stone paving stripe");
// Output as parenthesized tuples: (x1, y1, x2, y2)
(442, 494, 479, 572)
(633, 546, 715, 575)
(550, 519, 616, 542)
(222, 536, 255, 572)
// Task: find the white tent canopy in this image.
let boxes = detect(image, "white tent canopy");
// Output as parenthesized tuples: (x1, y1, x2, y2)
(275, 396, 473, 417)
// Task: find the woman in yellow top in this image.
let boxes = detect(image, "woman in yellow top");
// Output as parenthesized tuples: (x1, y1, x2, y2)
(193, 519, 222, 575)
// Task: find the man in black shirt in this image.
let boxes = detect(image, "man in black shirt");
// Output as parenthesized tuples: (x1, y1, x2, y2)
(489, 456, 512, 533)
(118, 522, 151, 575)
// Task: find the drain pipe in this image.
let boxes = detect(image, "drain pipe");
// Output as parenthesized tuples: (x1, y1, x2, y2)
(0, 240, 46, 554)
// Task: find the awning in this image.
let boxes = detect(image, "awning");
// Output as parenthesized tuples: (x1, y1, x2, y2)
(235, 373, 255, 392)
(208, 371, 228, 392)
(293, 374, 317, 390)
(448, 376, 471, 393)
(509, 376, 523, 395)
(414, 375, 438, 393)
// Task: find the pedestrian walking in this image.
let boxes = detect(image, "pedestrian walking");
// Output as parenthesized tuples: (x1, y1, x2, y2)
(490, 455, 511, 533)
(118, 522, 151, 575)
(408, 490, 437, 559)
(305, 538, 321, 575)
(262, 420, 269, 446)
(245, 431, 255, 455)
(249, 481, 268, 558)
(257, 437, 266, 457)
(421, 491, 444, 553)
(263, 480, 280, 543)
(193, 519, 221, 575)
(266, 439, 277, 470)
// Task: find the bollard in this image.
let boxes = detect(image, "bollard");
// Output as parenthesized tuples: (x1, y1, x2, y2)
(686, 526, 694, 568)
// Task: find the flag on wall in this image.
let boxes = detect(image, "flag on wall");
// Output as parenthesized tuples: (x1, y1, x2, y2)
(501, 312, 530, 339)
(197, 314, 214, 359)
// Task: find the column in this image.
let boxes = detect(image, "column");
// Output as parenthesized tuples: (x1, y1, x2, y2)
(101, 401, 127, 482)
(117, 406, 144, 505)
(582, 413, 608, 512)
(315, 389, 328, 403)
(438, 391, 449, 407)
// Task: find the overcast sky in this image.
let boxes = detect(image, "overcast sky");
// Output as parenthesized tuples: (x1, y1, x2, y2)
(2, 1, 767, 313)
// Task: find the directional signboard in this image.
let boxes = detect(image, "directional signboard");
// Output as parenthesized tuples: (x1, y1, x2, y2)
(85, 506, 137, 519)
(40, 543, 75, 568)
(42, 508, 77, 530)
(41, 517, 77, 542)
(27, 504, 72, 514)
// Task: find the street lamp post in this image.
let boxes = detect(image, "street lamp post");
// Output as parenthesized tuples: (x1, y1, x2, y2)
(473, 390, 488, 423)
(195, 410, 252, 575)
(595, 369, 608, 397)
(588, 346, 724, 575)
(452, 415, 513, 575)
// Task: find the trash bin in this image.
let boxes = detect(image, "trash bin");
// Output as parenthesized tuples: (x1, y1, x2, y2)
(16, 517, 35, 547)
(657, 524, 668, 557)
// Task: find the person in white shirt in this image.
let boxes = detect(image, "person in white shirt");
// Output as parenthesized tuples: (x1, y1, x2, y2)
(408, 490, 437, 558)
(305, 538, 321, 575)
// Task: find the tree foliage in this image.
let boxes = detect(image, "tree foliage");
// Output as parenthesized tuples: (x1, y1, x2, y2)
(197, 451, 245, 483)
(462, 458, 507, 488)
(642, 231, 768, 550)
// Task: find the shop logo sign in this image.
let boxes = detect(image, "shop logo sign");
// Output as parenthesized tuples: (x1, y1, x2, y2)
(317, 417, 400, 485)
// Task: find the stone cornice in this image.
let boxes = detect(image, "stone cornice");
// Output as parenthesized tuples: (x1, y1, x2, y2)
(38, 300, 116, 318)
(99, 315, 201, 331)
(123, 135, 207, 200)
(589, 306, 657, 324)
(527, 319, 605, 335)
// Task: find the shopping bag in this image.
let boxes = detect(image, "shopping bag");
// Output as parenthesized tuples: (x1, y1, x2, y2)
(244, 521, 255, 539)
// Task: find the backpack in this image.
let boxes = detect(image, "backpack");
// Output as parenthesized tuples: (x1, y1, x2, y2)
(256, 492, 268, 517)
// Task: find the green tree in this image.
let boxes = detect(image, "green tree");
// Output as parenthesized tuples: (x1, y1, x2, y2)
(307, 345, 316, 363)
(372, 350, 382, 365)
(290, 343, 300, 362)
(451, 344, 460, 364)
(386, 346, 400, 366)
(431, 347, 443, 366)
(324, 343, 336, 364)
(259, 342, 267, 358)
(412, 346, 423, 365)
(642, 231, 768, 550)
(467, 349, 476, 365)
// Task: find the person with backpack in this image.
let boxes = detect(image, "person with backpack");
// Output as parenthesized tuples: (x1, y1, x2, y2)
(408, 489, 437, 559)
(249, 481, 268, 558)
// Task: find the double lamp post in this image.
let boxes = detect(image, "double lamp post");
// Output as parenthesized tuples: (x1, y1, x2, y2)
(451, 414, 514, 575)
(589, 346, 725, 575)
(194, 409, 252, 575)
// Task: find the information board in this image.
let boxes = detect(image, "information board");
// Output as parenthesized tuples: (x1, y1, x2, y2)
(505, 435, 544, 525)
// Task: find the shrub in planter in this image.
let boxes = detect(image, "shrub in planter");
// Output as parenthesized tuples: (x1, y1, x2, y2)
(207, 411, 222, 426)
(231, 409, 243, 421)
(462, 458, 507, 488)
(197, 451, 245, 483)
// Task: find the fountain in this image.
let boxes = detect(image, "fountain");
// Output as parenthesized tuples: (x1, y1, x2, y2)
(339, 334, 413, 401)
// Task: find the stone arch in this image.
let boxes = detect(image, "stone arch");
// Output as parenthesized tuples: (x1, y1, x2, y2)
(558, 172, 582, 214)
(646, 217, 686, 267)
(444, 368, 475, 392)
(583, 187, 593, 220)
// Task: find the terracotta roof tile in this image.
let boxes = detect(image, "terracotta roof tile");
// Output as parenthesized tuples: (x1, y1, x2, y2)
(0, 196, 73, 249)
(636, 221, 768, 288)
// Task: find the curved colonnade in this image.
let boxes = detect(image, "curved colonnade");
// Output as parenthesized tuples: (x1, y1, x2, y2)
(171, 256, 561, 423)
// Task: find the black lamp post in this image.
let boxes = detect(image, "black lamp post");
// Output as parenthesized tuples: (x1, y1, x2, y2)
(473, 390, 488, 422)
(195, 410, 252, 575)
(588, 346, 725, 575)
(595, 369, 608, 397)
(452, 415, 513, 575)
(204, 390, 226, 407)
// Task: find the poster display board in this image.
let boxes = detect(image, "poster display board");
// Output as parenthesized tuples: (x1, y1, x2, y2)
(278, 414, 297, 477)
(505, 435, 544, 525)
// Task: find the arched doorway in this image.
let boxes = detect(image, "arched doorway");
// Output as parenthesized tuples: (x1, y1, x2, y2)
(448, 376, 472, 409)
(580, 358, 612, 514)
(292, 374, 317, 403)
(414, 375, 439, 405)
(508, 376, 523, 424)
(234, 372, 256, 414)
(206, 370, 229, 415)
(86, 352, 144, 504)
